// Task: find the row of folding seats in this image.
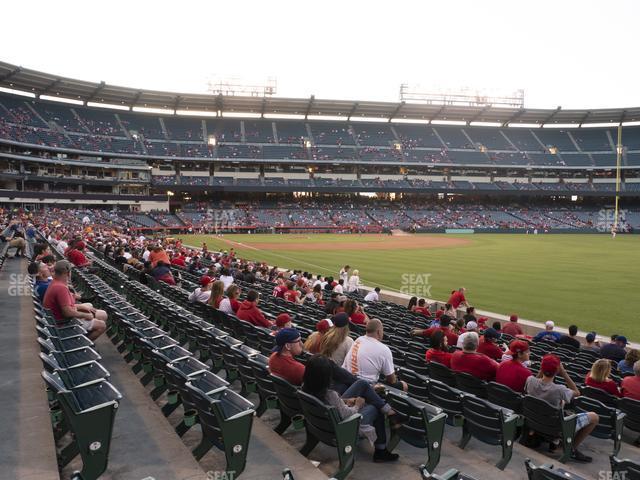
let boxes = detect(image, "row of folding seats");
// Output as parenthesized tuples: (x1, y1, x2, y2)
(33, 273, 122, 480)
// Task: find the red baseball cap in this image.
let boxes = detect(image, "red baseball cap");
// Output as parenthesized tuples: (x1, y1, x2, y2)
(199, 275, 213, 286)
(75, 240, 86, 250)
(540, 354, 561, 375)
(276, 313, 292, 328)
(316, 319, 332, 333)
(509, 314, 518, 322)
(506, 340, 529, 356)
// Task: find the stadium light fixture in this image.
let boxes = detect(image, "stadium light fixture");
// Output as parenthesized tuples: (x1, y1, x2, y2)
(263, 113, 305, 120)
(431, 120, 467, 126)
(40, 94, 83, 105)
(222, 112, 261, 118)
(176, 110, 218, 117)
(304, 140, 312, 149)
(133, 106, 175, 115)
(0, 86, 35, 97)
(390, 118, 431, 124)
(507, 123, 541, 128)
(470, 121, 502, 127)
(542, 123, 580, 129)
(208, 136, 217, 146)
(581, 122, 618, 128)
(166, 190, 174, 196)
(621, 121, 640, 126)
(306, 115, 347, 122)
(87, 101, 129, 111)
(350, 116, 389, 123)
(571, 195, 578, 201)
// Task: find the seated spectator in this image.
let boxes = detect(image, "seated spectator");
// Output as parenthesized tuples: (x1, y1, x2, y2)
(237, 290, 272, 328)
(600, 335, 628, 363)
(273, 313, 292, 333)
(268, 328, 305, 385)
(495, 340, 532, 393)
(28, 260, 52, 302)
(585, 359, 622, 397)
(463, 306, 477, 324)
(412, 298, 431, 317)
(333, 278, 345, 294)
(188, 275, 213, 303)
(412, 315, 458, 346)
(582, 332, 601, 353)
(283, 281, 303, 304)
(451, 334, 499, 381)
(272, 277, 287, 298)
(304, 318, 332, 354)
(3, 231, 26, 257)
(532, 321, 562, 342)
(319, 313, 354, 365)
(618, 349, 640, 375)
(311, 284, 325, 305)
(208, 280, 225, 309)
(557, 325, 581, 349)
(345, 299, 369, 325)
(407, 296, 418, 311)
(149, 245, 170, 268)
(342, 319, 407, 391)
(43, 260, 107, 340)
(502, 314, 524, 337)
(364, 287, 381, 303)
(425, 330, 452, 367)
(324, 292, 340, 315)
(114, 248, 128, 269)
(302, 355, 400, 463)
(477, 328, 504, 361)
(524, 354, 598, 462)
(219, 268, 234, 290)
(621, 360, 640, 400)
(66, 240, 91, 268)
(151, 261, 175, 285)
(219, 284, 241, 314)
(456, 321, 478, 348)
(491, 321, 502, 332)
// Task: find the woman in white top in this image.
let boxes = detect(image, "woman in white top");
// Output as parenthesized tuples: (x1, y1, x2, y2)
(339, 265, 350, 284)
(219, 268, 234, 290)
(346, 269, 360, 293)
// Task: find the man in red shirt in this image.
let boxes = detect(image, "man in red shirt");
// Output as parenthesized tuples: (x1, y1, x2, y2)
(412, 298, 432, 317)
(283, 281, 302, 304)
(451, 334, 498, 381)
(412, 316, 458, 346)
(66, 240, 91, 268)
(621, 361, 640, 401)
(43, 260, 107, 340)
(502, 314, 524, 337)
(272, 278, 287, 298)
(477, 328, 504, 361)
(447, 288, 468, 310)
(268, 328, 305, 385)
(495, 340, 532, 393)
(237, 290, 273, 328)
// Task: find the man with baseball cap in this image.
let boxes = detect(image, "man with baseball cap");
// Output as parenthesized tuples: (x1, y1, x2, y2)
(524, 354, 598, 462)
(188, 275, 213, 303)
(66, 239, 91, 268)
(600, 335, 628, 363)
(43, 260, 107, 340)
(477, 327, 504, 361)
(502, 314, 524, 337)
(532, 321, 562, 342)
(268, 328, 305, 385)
(495, 340, 532, 393)
(456, 321, 478, 348)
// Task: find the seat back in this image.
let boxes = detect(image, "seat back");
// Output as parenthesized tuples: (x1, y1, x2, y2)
(617, 397, 640, 433)
(428, 361, 457, 387)
(296, 390, 351, 446)
(455, 372, 488, 398)
(574, 396, 622, 441)
(461, 395, 509, 446)
(487, 382, 523, 414)
(271, 375, 303, 418)
(386, 389, 446, 451)
(404, 352, 430, 376)
(522, 395, 564, 437)
(397, 367, 430, 402)
(610, 456, 640, 480)
(580, 385, 618, 408)
(428, 379, 465, 425)
(524, 459, 589, 480)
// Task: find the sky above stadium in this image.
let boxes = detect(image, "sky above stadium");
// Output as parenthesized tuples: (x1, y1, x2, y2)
(2, 0, 639, 110)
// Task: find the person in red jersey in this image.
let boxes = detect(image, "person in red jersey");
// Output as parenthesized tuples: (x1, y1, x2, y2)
(411, 315, 458, 347)
(345, 299, 369, 325)
(272, 277, 288, 298)
(412, 298, 431, 317)
(425, 330, 452, 367)
(502, 314, 524, 337)
(447, 287, 468, 310)
(283, 281, 302, 304)
(66, 240, 91, 268)
(269, 328, 305, 385)
(585, 359, 622, 397)
(237, 289, 272, 328)
(495, 340, 532, 393)
(451, 334, 498, 381)
(621, 361, 640, 401)
(477, 328, 504, 361)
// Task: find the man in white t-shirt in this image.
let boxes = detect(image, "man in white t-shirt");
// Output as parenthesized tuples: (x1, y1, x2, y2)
(333, 279, 344, 294)
(364, 287, 380, 302)
(342, 319, 407, 391)
(456, 321, 479, 348)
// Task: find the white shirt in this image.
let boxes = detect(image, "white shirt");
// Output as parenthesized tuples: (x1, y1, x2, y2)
(56, 240, 68, 255)
(456, 331, 479, 349)
(333, 284, 343, 294)
(342, 335, 394, 383)
(364, 291, 379, 302)
(346, 275, 360, 292)
(219, 297, 234, 314)
(188, 288, 211, 303)
(339, 270, 349, 284)
(142, 250, 151, 261)
(220, 275, 234, 290)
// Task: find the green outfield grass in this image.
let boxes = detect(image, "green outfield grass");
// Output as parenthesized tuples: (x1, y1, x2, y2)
(180, 233, 640, 340)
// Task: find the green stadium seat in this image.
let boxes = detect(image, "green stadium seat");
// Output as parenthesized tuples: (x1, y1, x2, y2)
(524, 459, 588, 479)
(427, 379, 465, 427)
(610, 455, 640, 480)
(487, 382, 523, 414)
(428, 362, 457, 387)
(271, 375, 305, 434)
(574, 396, 625, 455)
(454, 372, 488, 399)
(616, 397, 640, 445)
(40, 352, 109, 388)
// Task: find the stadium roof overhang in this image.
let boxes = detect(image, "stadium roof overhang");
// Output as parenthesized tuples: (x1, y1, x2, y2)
(2, 60, 640, 126)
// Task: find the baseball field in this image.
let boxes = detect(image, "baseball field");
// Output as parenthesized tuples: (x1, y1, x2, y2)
(180, 233, 640, 340)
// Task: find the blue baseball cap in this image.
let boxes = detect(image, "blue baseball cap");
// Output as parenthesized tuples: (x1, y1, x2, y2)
(273, 328, 301, 353)
(616, 335, 628, 345)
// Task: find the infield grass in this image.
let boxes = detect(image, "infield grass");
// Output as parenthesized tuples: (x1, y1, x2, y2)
(180, 233, 640, 339)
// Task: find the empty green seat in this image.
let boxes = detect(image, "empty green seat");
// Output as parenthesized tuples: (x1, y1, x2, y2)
(574, 396, 625, 455)
(40, 352, 109, 388)
(454, 372, 488, 399)
(271, 375, 305, 434)
(524, 459, 588, 479)
(610, 455, 640, 480)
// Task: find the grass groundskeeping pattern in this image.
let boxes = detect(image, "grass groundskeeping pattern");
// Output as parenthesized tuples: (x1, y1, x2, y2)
(179, 233, 640, 340)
